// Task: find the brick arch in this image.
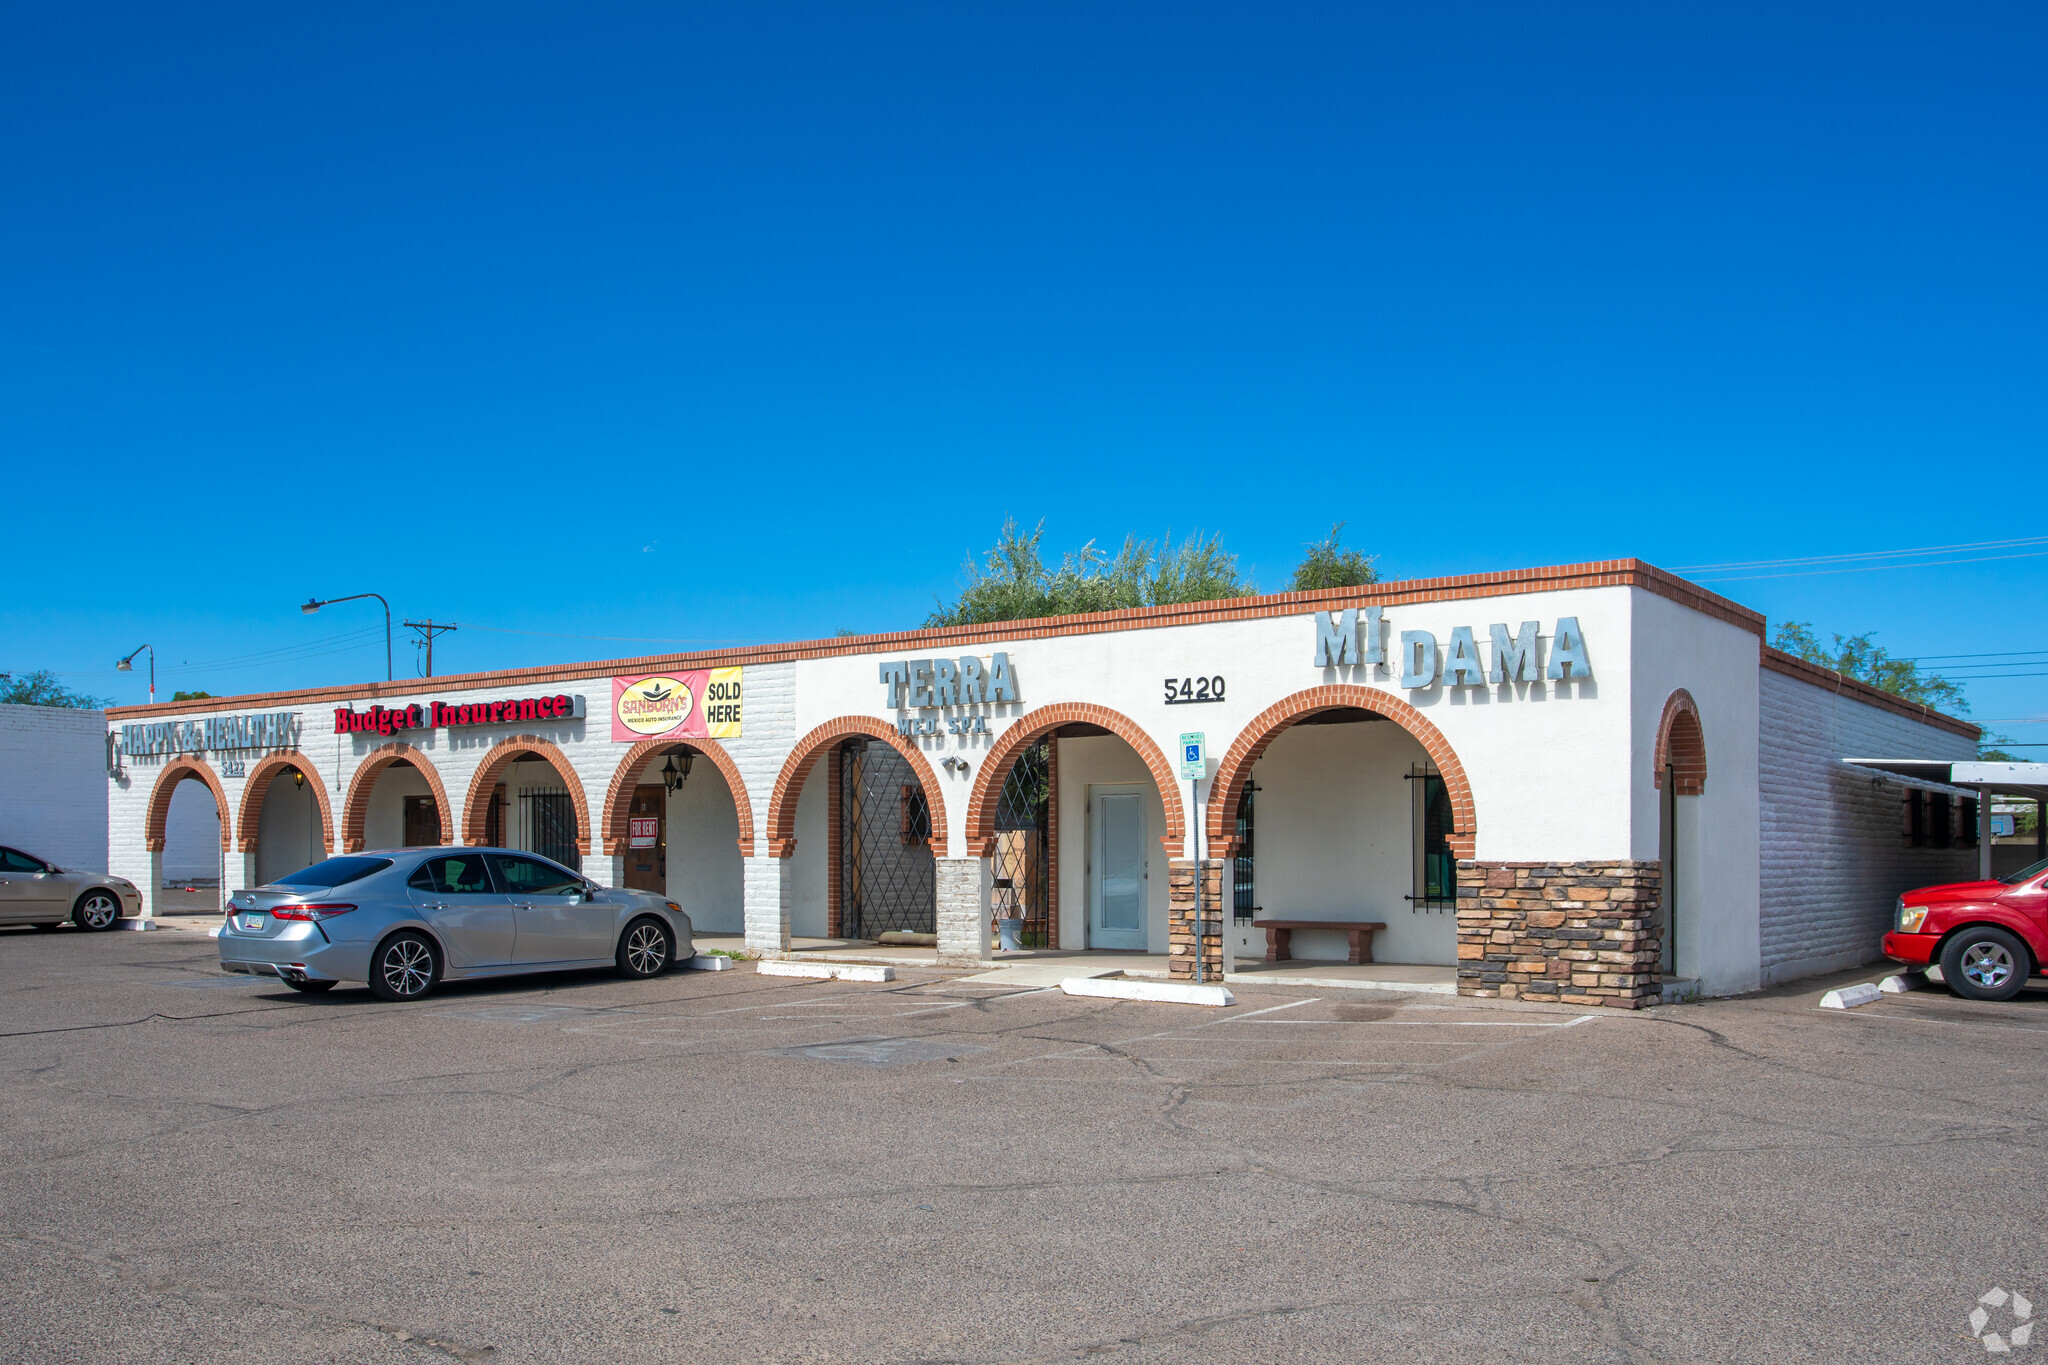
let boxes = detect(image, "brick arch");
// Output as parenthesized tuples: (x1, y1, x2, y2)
(460, 736, 591, 854)
(144, 757, 233, 854)
(964, 703, 1185, 857)
(236, 753, 334, 856)
(765, 717, 948, 857)
(341, 743, 452, 853)
(600, 738, 754, 857)
(1654, 689, 1707, 795)
(1205, 686, 1477, 859)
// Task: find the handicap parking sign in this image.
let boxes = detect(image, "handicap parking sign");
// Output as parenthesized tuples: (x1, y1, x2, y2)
(1179, 732, 1206, 780)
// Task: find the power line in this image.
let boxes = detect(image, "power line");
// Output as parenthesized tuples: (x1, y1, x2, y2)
(451, 623, 747, 645)
(1691, 550, 2048, 583)
(1677, 535, 2048, 573)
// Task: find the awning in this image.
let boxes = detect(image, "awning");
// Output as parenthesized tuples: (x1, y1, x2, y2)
(1843, 759, 2048, 803)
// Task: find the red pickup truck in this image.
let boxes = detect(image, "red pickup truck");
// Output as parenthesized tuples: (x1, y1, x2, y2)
(1882, 858, 2048, 1001)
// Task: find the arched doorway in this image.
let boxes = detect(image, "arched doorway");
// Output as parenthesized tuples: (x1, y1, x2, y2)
(145, 758, 233, 917)
(1654, 690, 1707, 981)
(1206, 687, 1476, 968)
(237, 754, 334, 886)
(766, 719, 948, 944)
(461, 736, 591, 870)
(966, 703, 1185, 952)
(342, 744, 452, 854)
(601, 739, 753, 931)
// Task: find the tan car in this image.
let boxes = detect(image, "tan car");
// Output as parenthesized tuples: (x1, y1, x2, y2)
(0, 846, 143, 930)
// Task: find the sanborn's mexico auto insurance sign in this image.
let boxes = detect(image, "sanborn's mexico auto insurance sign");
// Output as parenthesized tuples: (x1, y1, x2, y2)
(611, 668, 745, 742)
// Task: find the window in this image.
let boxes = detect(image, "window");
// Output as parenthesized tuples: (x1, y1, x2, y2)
(490, 854, 582, 897)
(1927, 794, 1952, 850)
(519, 789, 580, 870)
(1412, 767, 1455, 910)
(408, 856, 495, 894)
(1232, 784, 1257, 923)
(0, 847, 47, 873)
(1958, 798, 1979, 848)
(273, 857, 393, 889)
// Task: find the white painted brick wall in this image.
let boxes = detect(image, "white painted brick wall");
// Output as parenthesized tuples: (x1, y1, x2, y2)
(0, 704, 109, 872)
(1758, 671, 1977, 984)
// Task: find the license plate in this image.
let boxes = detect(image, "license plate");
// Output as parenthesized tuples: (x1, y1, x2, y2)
(240, 915, 265, 931)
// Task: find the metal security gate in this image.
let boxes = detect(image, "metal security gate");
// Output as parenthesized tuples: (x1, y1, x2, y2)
(522, 788, 581, 871)
(991, 739, 1052, 947)
(839, 740, 935, 939)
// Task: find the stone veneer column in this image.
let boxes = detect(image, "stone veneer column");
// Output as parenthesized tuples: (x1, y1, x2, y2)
(745, 855, 792, 957)
(1167, 858, 1225, 981)
(1456, 860, 1662, 1008)
(934, 856, 989, 967)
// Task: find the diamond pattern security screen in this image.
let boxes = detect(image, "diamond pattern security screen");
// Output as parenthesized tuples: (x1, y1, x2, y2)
(521, 789, 581, 872)
(839, 740, 935, 938)
(991, 739, 1052, 947)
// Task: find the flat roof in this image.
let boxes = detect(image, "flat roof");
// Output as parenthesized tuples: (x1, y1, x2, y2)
(1844, 759, 2048, 802)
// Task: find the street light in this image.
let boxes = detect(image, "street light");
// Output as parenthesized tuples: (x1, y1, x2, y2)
(115, 643, 155, 705)
(301, 593, 392, 681)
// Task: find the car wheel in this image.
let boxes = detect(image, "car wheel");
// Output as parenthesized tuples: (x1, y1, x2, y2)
(366, 931, 440, 1002)
(282, 978, 338, 994)
(72, 890, 121, 932)
(616, 916, 674, 979)
(1940, 926, 2032, 1002)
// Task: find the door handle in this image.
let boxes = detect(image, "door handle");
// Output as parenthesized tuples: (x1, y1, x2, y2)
(420, 902, 446, 910)
(510, 901, 534, 909)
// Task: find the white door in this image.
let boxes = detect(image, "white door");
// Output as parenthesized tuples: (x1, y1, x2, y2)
(1091, 787, 1148, 950)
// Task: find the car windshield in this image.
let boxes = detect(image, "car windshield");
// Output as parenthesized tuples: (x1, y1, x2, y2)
(271, 857, 394, 890)
(1998, 856, 2048, 886)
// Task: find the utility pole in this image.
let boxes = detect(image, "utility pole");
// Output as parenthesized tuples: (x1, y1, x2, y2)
(404, 620, 458, 677)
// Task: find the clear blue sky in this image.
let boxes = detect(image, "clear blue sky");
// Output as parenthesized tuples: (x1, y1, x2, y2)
(4, 4, 2042, 732)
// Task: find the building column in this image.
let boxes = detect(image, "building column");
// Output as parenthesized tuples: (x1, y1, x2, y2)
(592, 852, 627, 890)
(935, 856, 989, 966)
(745, 854, 792, 957)
(1456, 860, 1661, 1008)
(1167, 858, 1225, 981)
(141, 849, 166, 921)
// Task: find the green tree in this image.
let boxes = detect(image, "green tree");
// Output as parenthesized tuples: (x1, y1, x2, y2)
(1290, 522, 1379, 592)
(171, 690, 213, 701)
(1, 670, 112, 709)
(1770, 622, 1967, 713)
(926, 518, 1255, 627)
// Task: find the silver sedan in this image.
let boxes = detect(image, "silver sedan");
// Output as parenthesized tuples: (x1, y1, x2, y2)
(0, 845, 142, 930)
(218, 848, 693, 1001)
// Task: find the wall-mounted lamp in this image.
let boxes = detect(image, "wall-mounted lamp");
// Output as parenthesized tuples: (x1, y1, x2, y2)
(291, 768, 305, 790)
(661, 751, 693, 794)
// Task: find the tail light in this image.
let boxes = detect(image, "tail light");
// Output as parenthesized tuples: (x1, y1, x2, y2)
(272, 903, 357, 921)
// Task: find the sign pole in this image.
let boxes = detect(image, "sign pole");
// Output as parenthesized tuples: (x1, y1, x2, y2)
(1192, 776, 1203, 985)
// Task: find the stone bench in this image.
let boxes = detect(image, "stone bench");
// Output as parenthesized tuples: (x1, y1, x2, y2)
(1256, 920, 1389, 965)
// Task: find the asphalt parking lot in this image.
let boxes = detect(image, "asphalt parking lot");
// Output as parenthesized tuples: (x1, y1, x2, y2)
(2, 925, 2044, 1364)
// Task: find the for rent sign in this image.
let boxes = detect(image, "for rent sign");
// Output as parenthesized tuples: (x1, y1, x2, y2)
(612, 669, 744, 742)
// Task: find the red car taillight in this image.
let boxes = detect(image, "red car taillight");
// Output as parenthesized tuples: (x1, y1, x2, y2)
(271, 903, 357, 920)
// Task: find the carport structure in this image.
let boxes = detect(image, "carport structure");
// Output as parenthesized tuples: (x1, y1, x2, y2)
(1843, 759, 2048, 879)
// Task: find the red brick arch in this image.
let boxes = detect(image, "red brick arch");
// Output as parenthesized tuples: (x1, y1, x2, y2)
(1205, 686, 1477, 859)
(342, 743, 452, 852)
(600, 738, 754, 857)
(1654, 689, 1707, 795)
(765, 717, 947, 857)
(236, 753, 333, 856)
(460, 736, 592, 854)
(144, 757, 233, 854)
(964, 703, 1185, 857)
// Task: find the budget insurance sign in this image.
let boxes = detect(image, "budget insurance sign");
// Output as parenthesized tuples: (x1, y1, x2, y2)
(611, 668, 744, 741)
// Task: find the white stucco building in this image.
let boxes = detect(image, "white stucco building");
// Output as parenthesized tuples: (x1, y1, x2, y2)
(101, 560, 1981, 1005)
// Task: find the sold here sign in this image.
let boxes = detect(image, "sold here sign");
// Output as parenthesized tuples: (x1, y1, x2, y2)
(611, 668, 744, 742)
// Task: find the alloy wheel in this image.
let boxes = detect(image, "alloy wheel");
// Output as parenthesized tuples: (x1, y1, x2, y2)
(626, 922, 669, 975)
(1962, 941, 2015, 991)
(381, 939, 434, 997)
(79, 893, 118, 929)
